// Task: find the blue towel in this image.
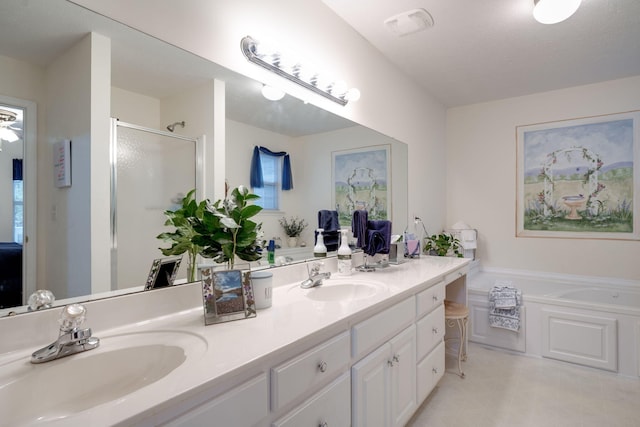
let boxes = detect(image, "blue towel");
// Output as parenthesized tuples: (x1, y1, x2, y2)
(364, 220, 391, 256)
(351, 210, 368, 249)
(318, 210, 339, 232)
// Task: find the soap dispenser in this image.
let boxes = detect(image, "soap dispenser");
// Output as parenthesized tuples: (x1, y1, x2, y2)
(314, 228, 327, 257)
(337, 229, 352, 276)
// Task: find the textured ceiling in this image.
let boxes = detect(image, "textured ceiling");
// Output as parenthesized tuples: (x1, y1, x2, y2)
(322, 0, 640, 106)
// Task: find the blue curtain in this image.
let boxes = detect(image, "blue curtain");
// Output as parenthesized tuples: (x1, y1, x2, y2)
(12, 159, 22, 181)
(250, 146, 293, 190)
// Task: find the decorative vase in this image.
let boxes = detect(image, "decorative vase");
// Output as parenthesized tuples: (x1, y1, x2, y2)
(287, 236, 298, 247)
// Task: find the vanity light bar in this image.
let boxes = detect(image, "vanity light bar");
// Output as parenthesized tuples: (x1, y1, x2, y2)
(241, 35, 359, 106)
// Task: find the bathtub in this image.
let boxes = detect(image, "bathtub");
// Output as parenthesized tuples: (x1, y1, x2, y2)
(468, 268, 640, 377)
(554, 287, 640, 307)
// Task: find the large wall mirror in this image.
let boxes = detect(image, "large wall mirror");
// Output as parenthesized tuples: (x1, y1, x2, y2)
(0, 0, 408, 315)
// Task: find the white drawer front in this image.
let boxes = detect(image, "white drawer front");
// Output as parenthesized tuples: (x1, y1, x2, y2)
(416, 304, 445, 360)
(444, 266, 468, 285)
(416, 281, 445, 318)
(272, 372, 351, 427)
(417, 341, 445, 403)
(165, 373, 268, 427)
(352, 297, 415, 360)
(271, 331, 350, 411)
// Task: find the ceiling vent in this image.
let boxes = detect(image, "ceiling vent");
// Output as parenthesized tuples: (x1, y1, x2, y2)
(384, 8, 434, 37)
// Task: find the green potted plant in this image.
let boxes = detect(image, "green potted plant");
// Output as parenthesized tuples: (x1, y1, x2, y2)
(279, 216, 308, 247)
(193, 185, 264, 270)
(158, 185, 264, 280)
(423, 232, 464, 257)
(157, 189, 204, 282)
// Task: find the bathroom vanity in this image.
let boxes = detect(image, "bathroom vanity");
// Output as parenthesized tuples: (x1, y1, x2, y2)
(0, 257, 469, 426)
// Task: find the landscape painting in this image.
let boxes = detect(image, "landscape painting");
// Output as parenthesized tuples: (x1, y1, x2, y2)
(517, 111, 639, 240)
(332, 145, 390, 226)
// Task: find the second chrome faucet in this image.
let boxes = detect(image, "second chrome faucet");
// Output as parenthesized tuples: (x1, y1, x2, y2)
(300, 261, 331, 289)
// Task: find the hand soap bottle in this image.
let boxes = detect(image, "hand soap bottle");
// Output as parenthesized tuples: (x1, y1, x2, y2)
(267, 239, 275, 266)
(337, 229, 352, 276)
(314, 229, 327, 257)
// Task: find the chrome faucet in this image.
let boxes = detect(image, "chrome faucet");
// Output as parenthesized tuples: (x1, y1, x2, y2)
(31, 304, 100, 364)
(300, 261, 331, 289)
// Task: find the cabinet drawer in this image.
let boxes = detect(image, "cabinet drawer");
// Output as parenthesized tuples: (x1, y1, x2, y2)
(273, 372, 350, 427)
(271, 331, 350, 411)
(417, 341, 445, 403)
(416, 281, 445, 317)
(416, 304, 445, 360)
(165, 373, 268, 427)
(444, 266, 468, 285)
(352, 297, 415, 360)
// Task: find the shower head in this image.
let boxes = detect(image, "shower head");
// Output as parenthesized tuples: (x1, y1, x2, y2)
(166, 121, 185, 132)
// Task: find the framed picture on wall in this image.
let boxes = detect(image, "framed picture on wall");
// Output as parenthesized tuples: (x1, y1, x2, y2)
(516, 110, 639, 240)
(332, 144, 391, 227)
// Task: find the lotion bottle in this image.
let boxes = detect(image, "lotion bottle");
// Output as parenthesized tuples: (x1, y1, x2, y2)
(337, 229, 352, 276)
(314, 229, 327, 257)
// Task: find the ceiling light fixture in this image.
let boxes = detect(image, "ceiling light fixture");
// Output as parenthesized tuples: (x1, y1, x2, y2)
(241, 36, 360, 106)
(384, 8, 434, 37)
(533, 0, 581, 24)
(261, 84, 286, 101)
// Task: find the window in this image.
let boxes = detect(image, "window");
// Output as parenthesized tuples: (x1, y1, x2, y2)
(13, 179, 23, 243)
(254, 154, 279, 210)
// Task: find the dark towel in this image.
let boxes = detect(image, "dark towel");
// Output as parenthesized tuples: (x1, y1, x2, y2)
(364, 220, 391, 256)
(318, 210, 340, 232)
(351, 210, 368, 249)
(317, 230, 340, 252)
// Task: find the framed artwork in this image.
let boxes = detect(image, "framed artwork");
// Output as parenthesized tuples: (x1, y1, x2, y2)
(332, 145, 391, 226)
(144, 256, 182, 290)
(516, 110, 639, 240)
(199, 267, 256, 325)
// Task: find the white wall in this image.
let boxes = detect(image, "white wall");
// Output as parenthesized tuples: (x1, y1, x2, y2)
(225, 118, 303, 244)
(71, 0, 449, 238)
(447, 76, 640, 280)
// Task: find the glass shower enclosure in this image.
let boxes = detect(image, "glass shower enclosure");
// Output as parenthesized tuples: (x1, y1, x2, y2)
(110, 119, 202, 290)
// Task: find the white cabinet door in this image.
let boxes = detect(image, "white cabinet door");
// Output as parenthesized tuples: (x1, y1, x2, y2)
(352, 325, 417, 427)
(389, 324, 417, 427)
(352, 342, 390, 427)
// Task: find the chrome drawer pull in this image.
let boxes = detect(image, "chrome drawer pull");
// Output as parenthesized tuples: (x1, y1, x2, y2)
(432, 295, 438, 302)
(318, 361, 328, 373)
(432, 367, 438, 374)
(320, 422, 328, 427)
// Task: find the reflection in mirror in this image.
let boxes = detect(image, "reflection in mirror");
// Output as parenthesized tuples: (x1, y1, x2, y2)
(0, 0, 408, 316)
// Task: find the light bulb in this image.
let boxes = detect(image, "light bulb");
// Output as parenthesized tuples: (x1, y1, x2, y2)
(344, 88, 361, 102)
(261, 85, 285, 101)
(0, 127, 19, 142)
(533, 0, 581, 24)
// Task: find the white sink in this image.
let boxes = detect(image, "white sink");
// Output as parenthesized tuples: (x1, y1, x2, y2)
(293, 277, 388, 302)
(0, 330, 207, 426)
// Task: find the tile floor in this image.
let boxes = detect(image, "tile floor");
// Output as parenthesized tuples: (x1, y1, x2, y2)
(407, 343, 640, 427)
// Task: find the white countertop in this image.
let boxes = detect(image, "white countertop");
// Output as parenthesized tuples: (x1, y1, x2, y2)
(0, 256, 469, 426)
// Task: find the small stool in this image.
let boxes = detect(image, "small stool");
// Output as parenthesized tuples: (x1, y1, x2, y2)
(444, 300, 469, 378)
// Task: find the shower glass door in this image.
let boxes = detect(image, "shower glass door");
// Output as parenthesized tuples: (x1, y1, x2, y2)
(111, 119, 199, 290)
